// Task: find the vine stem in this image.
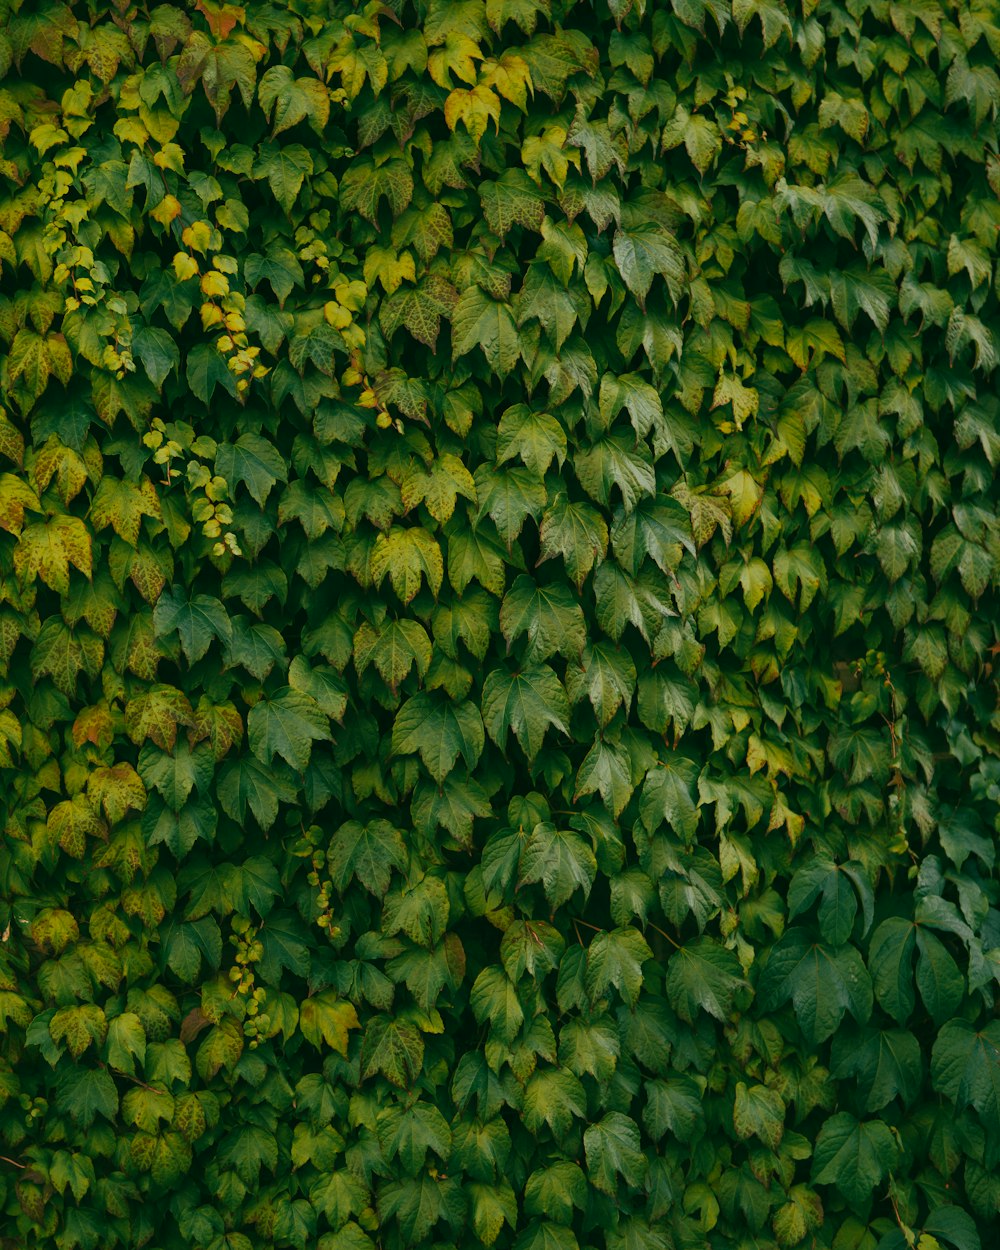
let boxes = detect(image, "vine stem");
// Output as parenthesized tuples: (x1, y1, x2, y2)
(650, 923, 681, 949)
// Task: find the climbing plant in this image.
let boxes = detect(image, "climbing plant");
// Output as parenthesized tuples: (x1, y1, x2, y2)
(0, 1, 997, 1249)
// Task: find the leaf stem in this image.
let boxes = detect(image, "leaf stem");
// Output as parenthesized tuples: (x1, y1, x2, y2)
(573, 917, 604, 932)
(650, 923, 680, 949)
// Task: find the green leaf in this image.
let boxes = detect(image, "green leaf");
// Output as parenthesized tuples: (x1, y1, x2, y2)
(758, 930, 873, 1044)
(487, 0, 552, 35)
(217, 756, 294, 831)
(186, 342, 238, 405)
(584, 1112, 647, 1194)
(340, 155, 413, 224)
(575, 736, 634, 818)
(279, 480, 345, 537)
(219, 1124, 278, 1187)
(257, 910, 311, 981)
(922, 1207, 982, 1250)
(665, 938, 744, 1023)
(216, 434, 288, 506)
(639, 757, 699, 841)
(392, 692, 484, 783)
(566, 643, 635, 727)
(153, 587, 232, 664)
(831, 1029, 922, 1113)
(644, 1076, 704, 1143)
(519, 822, 596, 908)
(500, 575, 586, 663)
(54, 453, 110, 534)
(132, 325, 180, 390)
(31, 618, 104, 697)
(163, 918, 222, 984)
(245, 247, 304, 307)
(732, 0, 792, 45)
(380, 1100, 452, 1174)
(516, 264, 583, 351)
(475, 464, 546, 549)
(139, 739, 213, 809)
(480, 170, 546, 238)
(413, 774, 491, 844)
(612, 224, 683, 306)
(380, 276, 460, 352)
(257, 64, 330, 137)
(811, 1112, 900, 1206)
(328, 819, 408, 897)
(253, 141, 314, 212)
(788, 856, 874, 944)
(354, 618, 433, 688)
(14, 513, 92, 592)
(496, 405, 566, 477)
(500, 920, 565, 981)
(712, 373, 759, 430)
(637, 668, 696, 738)
(575, 435, 656, 511)
(56, 1067, 119, 1128)
(915, 927, 965, 1024)
(733, 1081, 785, 1149)
(513, 1223, 580, 1250)
(288, 655, 348, 721)
(829, 265, 896, 332)
(868, 917, 916, 1023)
(383, 877, 451, 948)
(524, 1162, 587, 1224)
(538, 493, 609, 589)
(248, 687, 331, 772)
(523, 1068, 587, 1136)
(452, 287, 521, 377)
(482, 665, 571, 760)
(362, 1015, 425, 1087)
(470, 966, 525, 1043)
(586, 927, 652, 1007)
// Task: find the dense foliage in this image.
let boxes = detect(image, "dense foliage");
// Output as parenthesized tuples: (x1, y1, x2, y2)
(0, 0, 998, 1248)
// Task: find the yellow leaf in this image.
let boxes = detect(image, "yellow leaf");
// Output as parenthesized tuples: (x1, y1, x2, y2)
(372, 527, 444, 603)
(150, 195, 182, 227)
(200, 271, 230, 298)
(30, 122, 69, 155)
(324, 302, 352, 329)
(72, 703, 116, 750)
(30, 436, 93, 505)
(181, 221, 218, 254)
(719, 468, 763, 527)
(332, 278, 368, 312)
(428, 32, 483, 88)
(363, 245, 416, 295)
(14, 514, 93, 593)
(481, 52, 533, 110)
(113, 117, 148, 147)
(89, 476, 162, 546)
(299, 992, 360, 1054)
(173, 252, 199, 281)
(444, 85, 501, 143)
(0, 472, 41, 535)
(153, 142, 186, 173)
(711, 372, 759, 429)
(87, 763, 146, 825)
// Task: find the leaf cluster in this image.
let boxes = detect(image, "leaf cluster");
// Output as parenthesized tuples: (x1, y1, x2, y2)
(0, 1, 997, 1250)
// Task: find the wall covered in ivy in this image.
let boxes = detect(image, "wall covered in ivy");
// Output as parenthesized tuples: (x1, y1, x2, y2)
(0, 1, 997, 1249)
